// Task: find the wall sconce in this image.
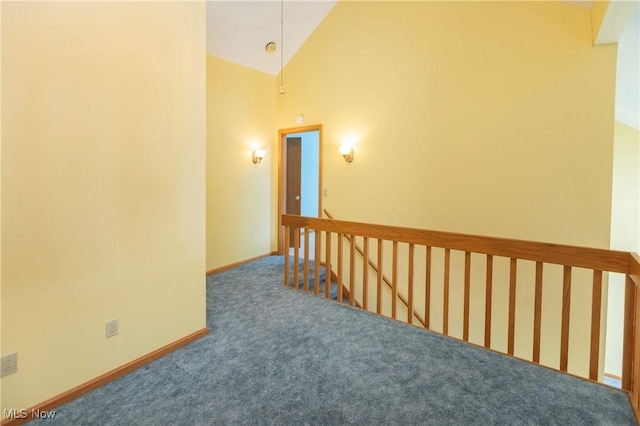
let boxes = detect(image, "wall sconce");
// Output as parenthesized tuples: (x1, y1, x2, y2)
(339, 146, 354, 163)
(252, 149, 266, 164)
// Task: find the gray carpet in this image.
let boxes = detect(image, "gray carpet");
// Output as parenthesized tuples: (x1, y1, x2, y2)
(33, 256, 636, 425)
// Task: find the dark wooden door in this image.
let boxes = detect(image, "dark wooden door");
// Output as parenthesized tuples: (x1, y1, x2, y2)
(286, 137, 302, 245)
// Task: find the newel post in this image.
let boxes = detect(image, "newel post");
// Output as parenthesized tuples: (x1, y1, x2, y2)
(622, 275, 637, 392)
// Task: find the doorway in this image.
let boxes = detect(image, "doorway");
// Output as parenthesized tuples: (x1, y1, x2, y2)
(278, 125, 322, 254)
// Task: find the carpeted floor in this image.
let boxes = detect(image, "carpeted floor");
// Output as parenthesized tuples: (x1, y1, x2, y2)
(33, 256, 636, 425)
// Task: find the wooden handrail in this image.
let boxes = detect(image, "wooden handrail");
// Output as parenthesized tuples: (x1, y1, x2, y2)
(323, 209, 427, 327)
(283, 214, 630, 273)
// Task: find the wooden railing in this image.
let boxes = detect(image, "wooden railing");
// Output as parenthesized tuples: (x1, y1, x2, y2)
(282, 214, 640, 418)
(322, 209, 426, 325)
(627, 252, 640, 418)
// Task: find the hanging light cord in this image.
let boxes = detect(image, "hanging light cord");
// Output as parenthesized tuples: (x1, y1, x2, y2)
(279, 0, 285, 94)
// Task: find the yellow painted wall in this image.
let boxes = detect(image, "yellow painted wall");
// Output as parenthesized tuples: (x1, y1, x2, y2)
(206, 55, 276, 271)
(279, 0, 615, 247)
(278, 1, 617, 377)
(1, 1, 206, 414)
(606, 121, 640, 376)
(0, 3, 3, 371)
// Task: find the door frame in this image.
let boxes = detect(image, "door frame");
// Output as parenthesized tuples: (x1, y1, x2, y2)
(277, 124, 323, 254)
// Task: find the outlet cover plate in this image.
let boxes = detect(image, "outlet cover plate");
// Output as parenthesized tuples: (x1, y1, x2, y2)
(106, 319, 118, 338)
(1, 353, 18, 378)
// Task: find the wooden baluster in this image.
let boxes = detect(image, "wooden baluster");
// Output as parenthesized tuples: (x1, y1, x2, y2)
(560, 265, 572, 372)
(377, 239, 383, 315)
(589, 270, 602, 381)
(363, 237, 369, 311)
(484, 254, 493, 348)
(314, 230, 321, 296)
(533, 262, 543, 363)
(508, 258, 517, 356)
(284, 227, 290, 288)
(622, 275, 636, 391)
(633, 276, 640, 408)
(293, 228, 300, 290)
(350, 235, 356, 306)
(325, 232, 332, 299)
(392, 241, 398, 320)
(408, 243, 415, 325)
(303, 228, 310, 292)
(337, 233, 343, 303)
(463, 251, 471, 341)
(425, 246, 432, 330)
(281, 212, 636, 385)
(443, 248, 450, 336)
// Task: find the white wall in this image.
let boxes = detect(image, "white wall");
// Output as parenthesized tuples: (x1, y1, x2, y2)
(614, 7, 639, 130)
(605, 7, 640, 378)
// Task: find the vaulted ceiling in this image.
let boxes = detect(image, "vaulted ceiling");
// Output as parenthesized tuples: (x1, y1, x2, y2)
(206, 1, 337, 76)
(205, 1, 601, 76)
(206, 0, 638, 129)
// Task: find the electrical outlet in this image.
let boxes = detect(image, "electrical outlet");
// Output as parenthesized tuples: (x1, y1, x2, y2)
(106, 319, 118, 338)
(1, 353, 18, 378)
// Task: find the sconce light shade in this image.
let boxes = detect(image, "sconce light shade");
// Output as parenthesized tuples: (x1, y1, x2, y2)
(252, 149, 266, 164)
(339, 146, 354, 163)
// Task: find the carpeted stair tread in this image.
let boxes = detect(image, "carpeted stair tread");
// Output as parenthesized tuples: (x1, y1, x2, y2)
(287, 259, 350, 304)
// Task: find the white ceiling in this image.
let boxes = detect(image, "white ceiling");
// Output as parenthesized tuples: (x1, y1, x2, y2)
(206, 1, 337, 76)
